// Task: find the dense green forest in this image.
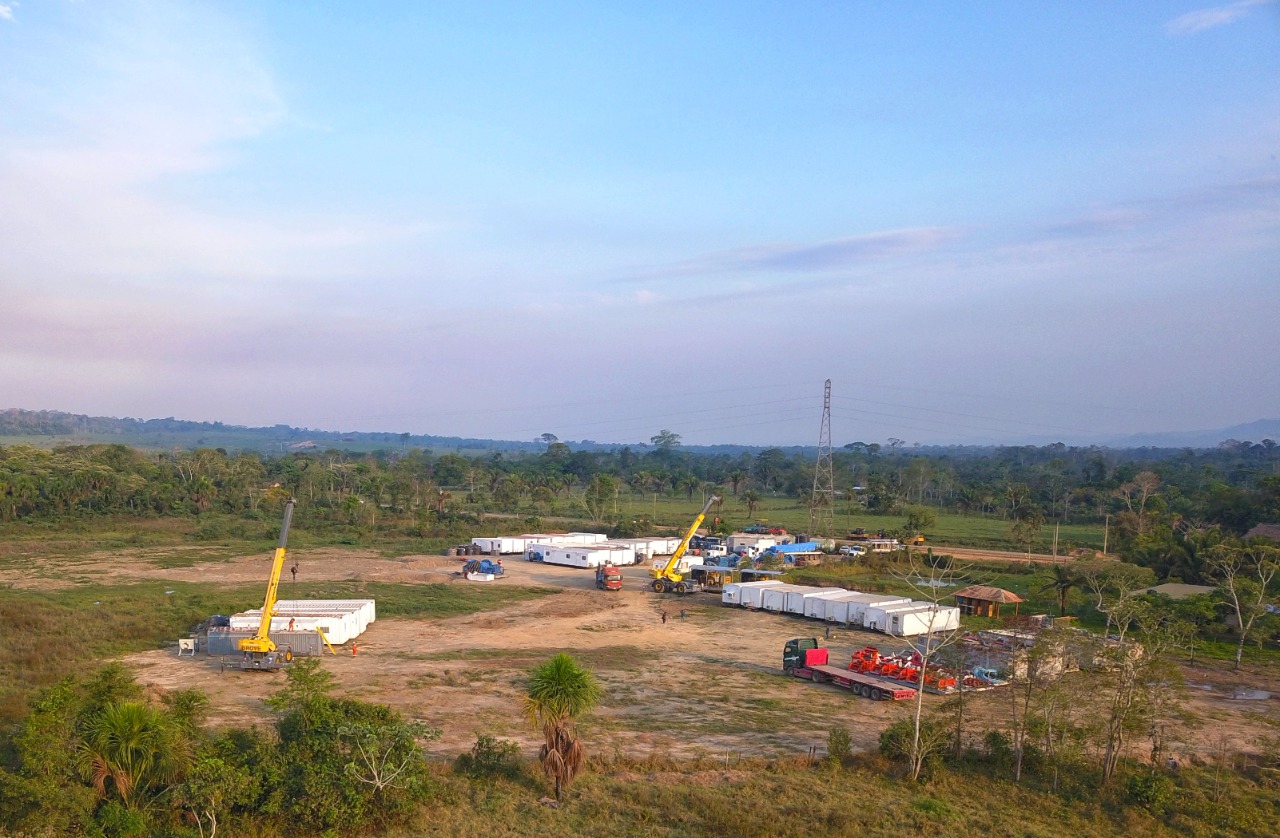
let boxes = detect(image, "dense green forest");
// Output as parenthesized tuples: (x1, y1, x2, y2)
(2, 430, 1277, 576)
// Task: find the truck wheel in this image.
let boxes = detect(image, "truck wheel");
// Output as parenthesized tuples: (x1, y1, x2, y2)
(652, 580, 665, 593)
(871, 688, 883, 700)
(860, 684, 871, 698)
(675, 582, 688, 594)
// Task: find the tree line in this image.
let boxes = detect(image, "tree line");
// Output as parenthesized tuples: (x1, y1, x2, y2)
(1, 433, 1277, 556)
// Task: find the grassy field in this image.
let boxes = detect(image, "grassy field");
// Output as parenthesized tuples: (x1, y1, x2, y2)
(405, 752, 1280, 838)
(607, 493, 1104, 552)
(0, 580, 552, 722)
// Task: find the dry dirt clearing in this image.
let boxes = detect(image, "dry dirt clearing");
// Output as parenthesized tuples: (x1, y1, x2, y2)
(22, 542, 1268, 764)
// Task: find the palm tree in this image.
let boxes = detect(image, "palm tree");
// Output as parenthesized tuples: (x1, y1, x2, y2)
(741, 489, 762, 518)
(523, 653, 602, 800)
(1038, 564, 1080, 616)
(78, 702, 188, 809)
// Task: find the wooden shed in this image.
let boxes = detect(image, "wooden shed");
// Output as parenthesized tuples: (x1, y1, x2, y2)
(954, 585, 1024, 618)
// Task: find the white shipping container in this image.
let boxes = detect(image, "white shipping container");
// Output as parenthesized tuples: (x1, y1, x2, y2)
(801, 589, 855, 618)
(470, 536, 527, 554)
(887, 606, 962, 637)
(539, 545, 635, 568)
(778, 591, 829, 616)
(724, 580, 784, 607)
(864, 602, 930, 632)
(271, 599, 377, 630)
(230, 612, 355, 645)
(760, 585, 813, 613)
(823, 594, 909, 625)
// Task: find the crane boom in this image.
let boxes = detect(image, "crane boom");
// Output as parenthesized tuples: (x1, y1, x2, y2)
(650, 495, 720, 593)
(238, 500, 295, 664)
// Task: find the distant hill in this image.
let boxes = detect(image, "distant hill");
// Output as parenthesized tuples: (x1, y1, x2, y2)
(1102, 419, 1280, 449)
(2, 407, 1275, 455)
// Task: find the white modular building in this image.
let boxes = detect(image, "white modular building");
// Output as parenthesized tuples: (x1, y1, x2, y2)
(786, 588, 848, 616)
(864, 602, 933, 632)
(821, 594, 910, 625)
(470, 536, 528, 554)
(533, 544, 636, 568)
(611, 538, 679, 559)
(801, 589, 857, 618)
(761, 584, 819, 613)
(723, 580, 784, 607)
(885, 605, 962, 637)
(230, 599, 376, 646)
(566, 532, 610, 544)
(272, 599, 376, 631)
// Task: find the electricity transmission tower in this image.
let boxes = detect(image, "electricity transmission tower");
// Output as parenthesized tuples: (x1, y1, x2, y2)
(809, 379, 836, 539)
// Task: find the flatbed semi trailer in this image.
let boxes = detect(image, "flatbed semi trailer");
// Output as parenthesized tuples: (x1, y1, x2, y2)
(783, 638, 917, 701)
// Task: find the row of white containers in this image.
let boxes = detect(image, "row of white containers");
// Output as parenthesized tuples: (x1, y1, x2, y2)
(526, 537, 688, 568)
(472, 533, 609, 554)
(229, 599, 376, 646)
(721, 581, 960, 637)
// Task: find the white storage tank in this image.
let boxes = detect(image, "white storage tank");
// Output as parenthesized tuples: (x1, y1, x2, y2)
(725, 580, 783, 607)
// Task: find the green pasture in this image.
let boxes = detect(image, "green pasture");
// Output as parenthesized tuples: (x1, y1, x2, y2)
(0, 580, 551, 722)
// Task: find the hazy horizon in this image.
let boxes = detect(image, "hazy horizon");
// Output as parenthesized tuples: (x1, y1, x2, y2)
(2, 3, 1277, 446)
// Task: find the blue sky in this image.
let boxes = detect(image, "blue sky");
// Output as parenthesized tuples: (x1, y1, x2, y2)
(1, 1, 1277, 445)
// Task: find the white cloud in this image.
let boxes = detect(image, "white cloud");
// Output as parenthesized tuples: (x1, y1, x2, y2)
(1164, 0, 1273, 35)
(0, 4, 14, 23)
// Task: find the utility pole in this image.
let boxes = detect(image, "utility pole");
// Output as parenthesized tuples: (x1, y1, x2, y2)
(1103, 513, 1110, 556)
(809, 379, 836, 540)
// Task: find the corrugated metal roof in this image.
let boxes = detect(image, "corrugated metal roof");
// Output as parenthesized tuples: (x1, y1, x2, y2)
(954, 585, 1025, 603)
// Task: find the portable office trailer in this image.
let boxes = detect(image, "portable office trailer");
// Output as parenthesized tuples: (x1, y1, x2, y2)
(887, 606, 962, 637)
(538, 544, 635, 568)
(612, 538, 659, 559)
(786, 588, 847, 616)
(802, 589, 858, 618)
(567, 532, 609, 544)
(724, 580, 783, 607)
(761, 585, 817, 613)
(825, 594, 910, 626)
(863, 602, 930, 632)
(470, 536, 527, 554)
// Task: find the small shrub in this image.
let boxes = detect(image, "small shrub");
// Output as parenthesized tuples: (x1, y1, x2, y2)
(826, 726, 852, 764)
(1125, 771, 1173, 811)
(455, 734, 522, 779)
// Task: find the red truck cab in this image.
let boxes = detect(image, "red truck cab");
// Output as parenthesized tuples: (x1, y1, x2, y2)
(595, 563, 623, 591)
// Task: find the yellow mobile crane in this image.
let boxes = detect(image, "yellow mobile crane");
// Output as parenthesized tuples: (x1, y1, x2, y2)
(238, 499, 296, 670)
(651, 495, 720, 594)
